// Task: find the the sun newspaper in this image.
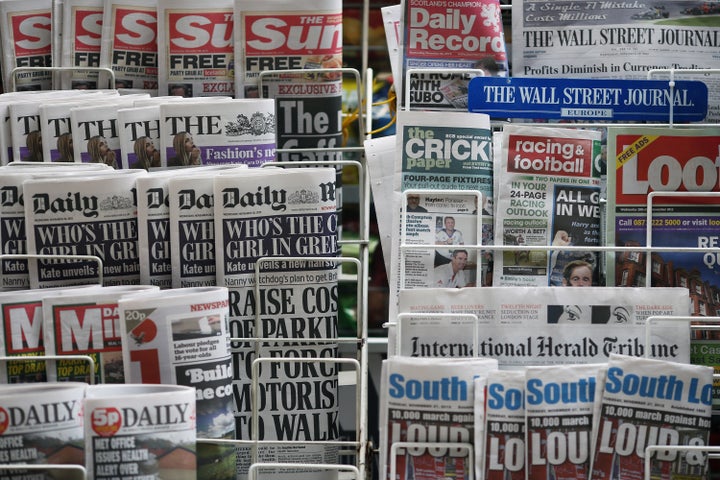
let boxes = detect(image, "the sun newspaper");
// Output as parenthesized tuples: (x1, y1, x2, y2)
(118, 286, 236, 480)
(484, 370, 525, 480)
(590, 354, 714, 480)
(60, 0, 104, 90)
(84, 384, 196, 480)
(493, 124, 603, 287)
(379, 356, 498, 480)
(213, 167, 341, 480)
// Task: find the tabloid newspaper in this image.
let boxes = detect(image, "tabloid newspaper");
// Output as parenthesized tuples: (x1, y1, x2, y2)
(493, 124, 603, 287)
(69, 95, 150, 167)
(99, 0, 159, 94)
(484, 370, 525, 480)
(512, 0, 720, 122)
(60, 0, 104, 90)
(213, 167, 340, 478)
(23, 170, 147, 288)
(0, 382, 86, 475)
(379, 356, 498, 480)
(0, 0, 53, 93)
(590, 354, 714, 480)
(41, 285, 159, 384)
(157, 0, 234, 97)
(158, 99, 276, 167)
(398, 0, 508, 110)
(118, 287, 236, 479)
(0, 286, 97, 383)
(395, 286, 692, 363)
(525, 363, 604, 480)
(388, 110, 493, 322)
(84, 384, 196, 480)
(117, 104, 162, 170)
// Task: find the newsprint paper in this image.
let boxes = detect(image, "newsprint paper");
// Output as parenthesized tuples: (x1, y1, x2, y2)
(395, 286, 692, 363)
(590, 354, 713, 480)
(484, 370, 525, 480)
(379, 356, 498, 480)
(84, 384, 196, 480)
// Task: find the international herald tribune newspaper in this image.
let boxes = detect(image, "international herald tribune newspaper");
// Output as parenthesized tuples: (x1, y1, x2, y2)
(379, 356, 498, 480)
(590, 354, 713, 480)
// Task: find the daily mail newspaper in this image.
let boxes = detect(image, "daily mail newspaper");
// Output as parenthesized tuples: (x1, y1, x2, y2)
(398, 0, 508, 110)
(42, 284, 159, 384)
(493, 124, 603, 287)
(213, 167, 340, 478)
(158, 99, 276, 167)
(118, 287, 236, 480)
(396, 286, 692, 363)
(590, 354, 714, 480)
(23, 170, 147, 288)
(379, 356, 498, 480)
(0, 286, 97, 383)
(512, 0, 720, 122)
(99, 0, 159, 93)
(157, 0, 234, 97)
(0, 382, 86, 473)
(389, 110, 493, 321)
(84, 384, 196, 480)
(0, 0, 53, 92)
(60, 0, 104, 90)
(525, 363, 604, 480)
(484, 370, 525, 480)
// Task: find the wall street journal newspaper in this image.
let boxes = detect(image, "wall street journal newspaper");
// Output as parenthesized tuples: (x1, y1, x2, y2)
(379, 356, 498, 480)
(590, 354, 714, 480)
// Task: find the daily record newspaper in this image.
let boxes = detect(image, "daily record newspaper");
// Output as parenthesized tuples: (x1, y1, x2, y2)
(493, 124, 603, 287)
(512, 0, 720, 122)
(214, 167, 340, 479)
(84, 384, 196, 480)
(590, 354, 714, 480)
(484, 370, 525, 480)
(379, 356, 498, 480)
(395, 286, 692, 363)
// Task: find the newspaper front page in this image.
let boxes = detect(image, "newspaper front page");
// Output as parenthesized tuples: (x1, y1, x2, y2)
(0, 382, 86, 476)
(484, 370, 525, 480)
(84, 384, 196, 480)
(60, 0, 104, 90)
(117, 105, 162, 170)
(396, 286, 692, 363)
(493, 124, 603, 287)
(590, 354, 714, 480)
(214, 167, 340, 479)
(379, 356, 498, 480)
(512, 0, 720, 122)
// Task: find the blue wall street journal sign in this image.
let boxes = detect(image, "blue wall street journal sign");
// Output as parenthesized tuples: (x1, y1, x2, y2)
(468, 77, 708, 122)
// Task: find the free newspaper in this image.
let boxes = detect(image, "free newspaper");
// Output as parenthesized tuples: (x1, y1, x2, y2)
(84, 384, 196, 480)
(484, 370, 525, 480)
(60, 0, 104, 89)
(590, 354, 714, 480)
(379, 356, 498, 480)
(157, 0, 234, 97)
(23, 170, 147, 288)
(398, 0, 508, 110)
(493, 124, 603, 287)
(395, 286, 692, 363)
(214, 167, 340, 479)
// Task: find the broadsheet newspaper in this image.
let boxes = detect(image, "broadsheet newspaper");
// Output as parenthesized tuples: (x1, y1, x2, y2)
(84, 384, 196, 480)
(213, 167, 340, 479)
(525, 363, 603, 480)
(379, 356, 498, 480)
(493, 124, 603, 287)
(157, 0, 234, 97)
(118, 287, 236, 479)
(23, 170, 147, 288)
(389, 110, 493, 321)
(42, 285, 159, 384)
(99, 0, 159, 93)
(484, 370, 525, 480)
(0, 382, 86, 474)
(512, 0, 720, 122)
(60, 0, 104, 90)
(395, 286, 692, 363)
(398, 0, 508, 110)
(590, 354, 713, 480)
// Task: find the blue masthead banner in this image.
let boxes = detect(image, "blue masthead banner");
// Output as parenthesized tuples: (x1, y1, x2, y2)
(468, 77, 708, 122)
